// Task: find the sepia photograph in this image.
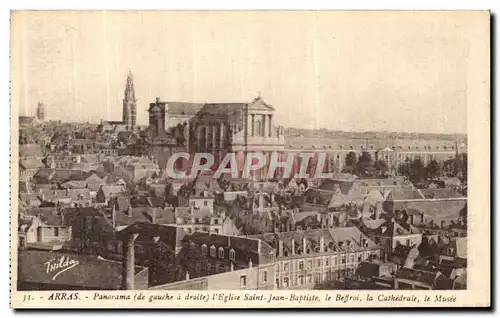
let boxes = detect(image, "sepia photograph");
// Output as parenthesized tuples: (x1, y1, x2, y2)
(9, 10, 490, 308)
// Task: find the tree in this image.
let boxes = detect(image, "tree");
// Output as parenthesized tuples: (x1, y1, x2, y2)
(457, 153, 468, 182)
(426, 160, 441, 180)
(398, 158, 411, 179)
(345, 152, 358, 168)
(409, 158, 425, 183)
(374, 160, 389, 177)
(355, 152, 374, 177)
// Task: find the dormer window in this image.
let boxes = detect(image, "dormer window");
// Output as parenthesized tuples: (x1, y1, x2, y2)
(218, 247, 224, 258)
(229, 248, 235, 260)
(201, 244, 207, 256)
(210, 245, 216, 257)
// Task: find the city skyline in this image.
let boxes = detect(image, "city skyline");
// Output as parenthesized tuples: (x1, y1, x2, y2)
(12, 11, 468, 134)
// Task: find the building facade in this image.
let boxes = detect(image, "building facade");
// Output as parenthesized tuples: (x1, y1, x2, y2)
(147, 94, 467, 180)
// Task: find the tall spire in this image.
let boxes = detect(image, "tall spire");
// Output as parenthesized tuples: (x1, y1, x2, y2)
(123, 70, 137, 131)
(124, 70, 136, 102)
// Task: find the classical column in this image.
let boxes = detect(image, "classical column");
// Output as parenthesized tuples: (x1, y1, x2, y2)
(262, 115, 267, 138)
(196, 125, 202, 152)
(183, 122, 190, 150)
(212, 124, 217, 151)
(251, 114, 255, 136)
(268, 115, 273, 137)
(220, 122, 225, 149)
(122, 233, 139, 290)
(205, 123, 210, 151)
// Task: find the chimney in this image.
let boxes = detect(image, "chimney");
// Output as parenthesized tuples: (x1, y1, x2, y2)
(302, 237, 307, 253)
(230, 262, 234, 271)
(291, 239, 296, 255)
(320, 236, 325, 253)
(151, 208, 157, 224)
(111, 204, 117, 228)
(440, 220, 445, 229)
(278, 239, 283, 257)
(127, 206, 133, 218)
(185, 271, 190, 280)
(121, 233, 139, 290)
(248, 258, 253, 268)
(76, 155, 81, 164)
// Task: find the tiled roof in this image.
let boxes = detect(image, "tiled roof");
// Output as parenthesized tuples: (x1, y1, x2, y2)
(18, 250, 145, 289)
(253, 227, 378, 255)
(19, 158, 44, 170)
(395, 267, 439, 287)
(19, 144, 43, 157)
(99, 185, 126, 198)
(420, 188, 465, 199)
(284, 137, 465, 152)
(386, 189, 425, 201)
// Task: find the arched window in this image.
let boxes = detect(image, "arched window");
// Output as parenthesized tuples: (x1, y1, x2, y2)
(229, 248, 236, 260)
(210, 245, 216, 257)
(218, 247, 225, 258)
(201, 244, 207, 256)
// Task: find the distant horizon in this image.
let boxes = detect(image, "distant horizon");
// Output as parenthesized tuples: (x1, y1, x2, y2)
(18, 116, 468, 138)
(13, 11, 468, 134)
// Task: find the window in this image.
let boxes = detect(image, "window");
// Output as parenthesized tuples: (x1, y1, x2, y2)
(53, 227, 59, 237)
(342, 256, 346, 264)
(325, 258, 329, 267)
(297, 275, 304, 285)
(299, 261, 304, 270)
(283, 262, 289, 272)
(229, 248, 235, 260)
(358, 255, 362, 262)
(261, 271, 268, 283)
(307, 260, 312, 269)
(317, 258, 321, 267)
(201, 244, 207, 256)
(283, 277, 289, 287)
(350, 255, 354, 263)
(406, 239, 411, 246)
(240, 275, 247, 289)
(333, 256, 338, 266)
(218, 247, 225, 258)
(307, 274, 313, 284)
(210, 245, 216, 257)
(204, 200, 208, 206)
(275, 279, 280, 289)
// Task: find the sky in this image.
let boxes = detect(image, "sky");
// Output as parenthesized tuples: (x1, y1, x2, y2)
(11, 11, 469, 134)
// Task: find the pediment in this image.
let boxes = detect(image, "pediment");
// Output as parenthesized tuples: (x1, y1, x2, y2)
(247, 96, 275, 111)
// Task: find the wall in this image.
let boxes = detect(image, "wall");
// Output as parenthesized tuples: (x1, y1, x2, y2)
(150, 264, 275, 291)
(39, 226, 72, 243)
(275, 249, 380, 289)
(393, 234, 422, 249)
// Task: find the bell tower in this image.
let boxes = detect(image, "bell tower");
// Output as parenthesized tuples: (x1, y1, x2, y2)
(123, 70, 137, 131)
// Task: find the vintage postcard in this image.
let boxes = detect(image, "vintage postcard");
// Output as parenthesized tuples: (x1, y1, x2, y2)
(10, 11, 490, 308)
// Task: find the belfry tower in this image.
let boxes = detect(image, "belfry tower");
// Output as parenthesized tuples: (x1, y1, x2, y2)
(36, 101, 45, 121)
(122, 70, 137, 131)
